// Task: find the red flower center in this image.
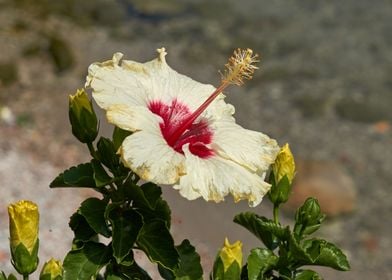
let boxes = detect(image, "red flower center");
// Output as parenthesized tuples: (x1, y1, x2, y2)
(148, 99, 214, 158)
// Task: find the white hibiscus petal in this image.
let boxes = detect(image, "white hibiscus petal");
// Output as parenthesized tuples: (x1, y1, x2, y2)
(87, 51, 235, 122)
(120, 130, 185, 185)
(212, 120, 280, 173)
(174, 146, 271, 207)
(86, 53, 149, 108)
(106, 105, 161, 132)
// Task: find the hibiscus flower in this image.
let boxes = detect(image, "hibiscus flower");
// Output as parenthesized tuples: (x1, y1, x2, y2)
(86, 48, 279, 207)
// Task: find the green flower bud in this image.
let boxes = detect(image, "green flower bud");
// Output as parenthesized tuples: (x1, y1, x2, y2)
(40, 258, 63, 280)
(212, 238, 243, 279)
(8, 200, 39, 275)
(69, 89, 98, 143)
(294, 198, 326, 238)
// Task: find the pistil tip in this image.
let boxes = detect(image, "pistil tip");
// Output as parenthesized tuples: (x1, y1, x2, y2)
(222, 48, 259, 86)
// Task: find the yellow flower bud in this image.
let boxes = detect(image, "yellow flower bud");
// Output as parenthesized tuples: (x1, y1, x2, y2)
(219, 238, 243, 272)
(8, 200, 39, 254)
(272, 143, 295, 184)
(40, 258, 63, 280)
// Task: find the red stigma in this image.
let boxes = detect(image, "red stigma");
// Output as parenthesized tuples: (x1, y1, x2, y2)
(148, 99, 214, 158)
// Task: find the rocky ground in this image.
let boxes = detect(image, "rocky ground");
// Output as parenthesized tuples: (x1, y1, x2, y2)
(0, 0, 391, 279)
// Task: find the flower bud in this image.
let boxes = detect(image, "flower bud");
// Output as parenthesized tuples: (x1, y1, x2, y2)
(40, 258, 63, 280)
(294, 197, 326, 238)
(212, 238, 243, 279)
(69, 89, 98, 143)
(272, 143, 295, 185)
(8, 200, 39, 275)
(269, 144, 295, 205)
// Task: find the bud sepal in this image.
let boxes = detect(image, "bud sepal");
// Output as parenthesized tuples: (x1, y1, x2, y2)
(10, 240, 39, 276)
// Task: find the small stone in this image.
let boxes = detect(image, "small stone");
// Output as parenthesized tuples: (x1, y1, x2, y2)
(285, 160, 357, 217)
(0, 106, 15, 125)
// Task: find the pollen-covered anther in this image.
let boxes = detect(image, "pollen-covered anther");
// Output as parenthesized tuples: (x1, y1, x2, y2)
(222, 48, 259, 86)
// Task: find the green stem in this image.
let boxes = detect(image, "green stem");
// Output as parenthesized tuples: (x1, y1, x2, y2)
(273, 204, 280, 224)
(87, 142, 98, 159)
(23, 275, 29, 280)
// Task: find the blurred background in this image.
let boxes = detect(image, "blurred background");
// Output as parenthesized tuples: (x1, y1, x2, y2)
(0, 0, 391, 279)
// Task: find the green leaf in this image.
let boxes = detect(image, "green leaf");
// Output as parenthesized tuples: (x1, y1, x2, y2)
(234, 212, 289, 250)
(79, 198, 111, 237)
(97, 137, 118, 168)
(142, 198, 171, 227)
(137, 219, 179, 270)
(106, 274, 123, 280)
(124, 182, 161, 210)
(124, 181, 171, 226)
(113, 126, 132, 150)
(288, 235, 350, 271)
(294, 270, 323, 280)
(69, 213, 96, 242)
(108, 207, 143, 264)
(247, 248, 278, 280)
(50, 163, 95, 188)
(91, 159, 113, 187)
(159, 239, 203, 280)
(0, 272, 6, 280)
(302, 239, 350, 271)
(118, 261, 152, 280)
(288, 233, 314, 265)
(63, 242, 111, 280)
(141, 183, 163, 209)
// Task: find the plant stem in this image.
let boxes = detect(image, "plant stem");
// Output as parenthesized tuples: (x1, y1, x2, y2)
(23, 275, 29, 280)
(273, 204, 280, 224)
(87, 142, 98, 159)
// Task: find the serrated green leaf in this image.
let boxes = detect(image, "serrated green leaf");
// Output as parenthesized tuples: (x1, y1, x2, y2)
(69, 213, 96, 242)
(294, 270, 323, 280)
(79, 198, 111, 237)
(50, 163, 95, 188)
(247, 248, 278, 280)
(234, 212, 288, 250)
(63, 242, 111, 280)
(159, 239, 203, 280)
(108, 207, 143, 264)
(91, 159, 113, 187)
(137, 219, 179, 270)
(288, 233, 314, 265)
(303, 239, 350, 271)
